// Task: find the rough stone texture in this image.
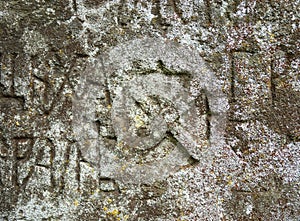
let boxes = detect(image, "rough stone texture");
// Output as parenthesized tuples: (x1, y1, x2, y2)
(0, 0, 299, 220)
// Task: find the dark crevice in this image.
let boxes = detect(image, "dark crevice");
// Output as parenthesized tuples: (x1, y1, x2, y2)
(72, 0, 77, 12)
(79, 151, 91, 164)
(286, 133, 299, 143)
(270, 59, 276, 105)
(230, 48, 257, 54)
(79, 156, 90, 164)
(99, 177, 114, 181)
(0, 52, 2, 89)
(12, 148, 18, 188)
(157, 59, 172, 75)
(203, 91, 211, 142)
(153, 0, 162, 21)
(76, 145, 81, 191)
(13, 136, 34, 139)
(104, 89, 112, 107)
(35, 164, 50, 169)
(0, 53, 14, 96)
(204, 0, 212, 26)
(134, 99, 150, 116)
(53, 53, 63, 67)
(245, 0, 250, 23)
(0, 175, 3, 187)
(11, 53, 17, 96)
(16, 156, 25, 160)
(230, 53, 236, 102)
(1, 94, 24, 99)
(103, 134, 117, 141)
(228, 118, 249, 123)
(94, 120, 101, 135)
(33, 73, 45, 83)
(134, 69, 158, 75)
(187, 156, 200, 166)
(75, 53, 89, 58)
(136, 135, 167, 155)
(165, 131, 177, 145)
(157, 60, 191, 78)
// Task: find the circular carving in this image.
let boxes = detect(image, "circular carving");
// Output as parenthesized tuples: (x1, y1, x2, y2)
(72, 37, 228, 184)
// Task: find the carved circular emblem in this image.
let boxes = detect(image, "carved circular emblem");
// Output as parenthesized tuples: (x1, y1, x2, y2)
(73, 38, 228, 184)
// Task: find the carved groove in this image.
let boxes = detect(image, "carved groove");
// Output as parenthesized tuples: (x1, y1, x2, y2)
(76, 145, 81, 191)
(204, 0, 212, 25)
(230, 53, 236, 102)
(204, 92, 211, 142)
(47, 138, 56, 191)
(152, 0, 163, 27)
(270, 59, 276, 105)
(169, 0, 187, 24)
(73, 0, 77, 12)
(59, 143, 71, 192)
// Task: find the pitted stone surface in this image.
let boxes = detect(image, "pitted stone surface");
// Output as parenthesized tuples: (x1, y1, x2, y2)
(0, 0, 299, 220)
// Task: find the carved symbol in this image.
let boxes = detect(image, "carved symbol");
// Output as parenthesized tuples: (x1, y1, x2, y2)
(12, 137, 34, 189)
(73, 37, 228, 184)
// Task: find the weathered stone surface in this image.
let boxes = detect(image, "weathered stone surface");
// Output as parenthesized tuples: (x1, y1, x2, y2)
(0, 0, 299, 220)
